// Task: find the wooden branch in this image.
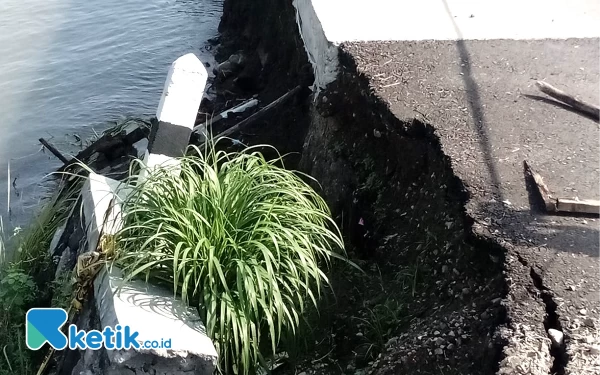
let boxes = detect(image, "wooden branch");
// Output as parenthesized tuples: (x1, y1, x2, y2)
(556, 198, 600, 215)
(524, 160, 556, 212)
(193, 98, 259, 133)
(524, 160, 599, 216)
(39, 138, 70, 164)
(209, 86, 301, 142)
(536, 81, 600, 120)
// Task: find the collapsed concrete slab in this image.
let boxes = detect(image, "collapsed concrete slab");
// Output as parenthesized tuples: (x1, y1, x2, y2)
(81, 172, 129, 254)
(93, 267, 217, 374)
(74, 160, 218, 374)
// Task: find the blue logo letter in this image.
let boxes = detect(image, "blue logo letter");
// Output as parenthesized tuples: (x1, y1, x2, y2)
(26, 308, 68, 350)
(68, 325, 87, 349)
(123, 326, 140, 349)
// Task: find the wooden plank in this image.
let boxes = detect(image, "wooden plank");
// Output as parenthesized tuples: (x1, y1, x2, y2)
(556, 198, 600, 215)
(523, 160, 556, 212)
(536, 81, 600, 120)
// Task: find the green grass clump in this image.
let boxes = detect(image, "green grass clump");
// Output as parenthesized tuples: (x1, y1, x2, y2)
(115, 144, 346, 374)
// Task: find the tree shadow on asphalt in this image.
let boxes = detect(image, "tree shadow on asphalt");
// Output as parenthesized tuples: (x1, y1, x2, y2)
(441, 2, 599, 259)
(442, 0, 503, 202)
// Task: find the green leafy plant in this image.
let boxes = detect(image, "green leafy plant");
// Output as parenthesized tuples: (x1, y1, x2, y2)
(114, 143, 346, 374)
(0, 265, 37, 316)
(0, 264, 38, 375)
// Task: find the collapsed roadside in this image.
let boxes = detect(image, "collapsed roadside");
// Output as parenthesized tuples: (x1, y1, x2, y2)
(208, 1, 513, 373)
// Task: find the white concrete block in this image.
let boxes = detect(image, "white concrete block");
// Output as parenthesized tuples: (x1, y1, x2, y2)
(94, 266, 217, 373)
(138, 150, 182, 182)
(81, 173, 130, 254)
(293, 0, 339, 92)
(156, 53, 208, 131)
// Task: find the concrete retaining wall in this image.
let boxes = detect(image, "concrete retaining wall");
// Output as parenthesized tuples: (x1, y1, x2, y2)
(47, 54, 217, 375)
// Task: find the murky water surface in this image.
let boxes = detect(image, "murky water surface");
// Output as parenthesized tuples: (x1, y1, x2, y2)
(0, 0, 221, 228)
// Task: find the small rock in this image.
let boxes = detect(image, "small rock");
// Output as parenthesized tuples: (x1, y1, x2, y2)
(214, 53, 246, 79)
(583, 318, 595, 328)
(441, 265, 449, 273)
(434, 331, 440, 336)
(356, 332, 364, 337)
(462, 288, 470, 295)
(580, 309, 588, 315)
(585, 336, 594, 344)
(228, 53, 246, 66)
(448, 331, 455, 337)
(447, 343, 455, 350)
(453, 268, 460, 275)
(589, 345, 600, 355)
(567, 285, 576, 291)
(435, 337, 444, 346)
(548, 329, 564, 347)
(373, 129, 382, 138)
(434, 348, 444, 355)
(385, 337, 398, 347)
(492, 297, 502, 305)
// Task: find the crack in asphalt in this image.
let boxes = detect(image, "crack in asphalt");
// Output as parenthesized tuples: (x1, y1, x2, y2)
(516, 253, 569, 374)
(517, 253, 569, 375)
(529, 266, 568, 375)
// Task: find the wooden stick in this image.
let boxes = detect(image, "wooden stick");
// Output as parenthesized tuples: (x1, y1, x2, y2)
(524, 160, 600, 216)
(193, 98, 259, 133)
(556, 198, 600, 215)
(209, 86, 301, 142)
(39, 138, 70, 164)
(536, 81, 600, 120)
(524, 160, 556, 212)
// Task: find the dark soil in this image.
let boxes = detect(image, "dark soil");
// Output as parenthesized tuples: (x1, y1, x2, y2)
(340, 39, 599, 375)
(196, 0, 314, 169)
(209, 1, 509, 374)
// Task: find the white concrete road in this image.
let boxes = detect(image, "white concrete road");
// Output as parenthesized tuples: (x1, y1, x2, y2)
(310, 0, 600, 42)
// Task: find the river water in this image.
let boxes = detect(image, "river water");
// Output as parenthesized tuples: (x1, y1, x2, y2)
(0, 0, 222, 229)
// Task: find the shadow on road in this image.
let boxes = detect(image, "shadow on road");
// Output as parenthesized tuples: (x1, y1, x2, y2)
(439, 2, 599, 258)
(442, 0, 503, 201)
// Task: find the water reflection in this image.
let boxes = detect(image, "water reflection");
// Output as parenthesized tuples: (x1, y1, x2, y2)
(0, 0, 221, 227)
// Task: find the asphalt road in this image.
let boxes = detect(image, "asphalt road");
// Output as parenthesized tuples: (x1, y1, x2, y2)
(341, 38, 599, 374)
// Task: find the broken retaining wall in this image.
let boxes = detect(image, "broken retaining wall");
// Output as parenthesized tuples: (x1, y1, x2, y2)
(46, 54, 219, 375)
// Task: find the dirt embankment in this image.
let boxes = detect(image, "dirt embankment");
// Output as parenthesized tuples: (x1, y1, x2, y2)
(211, 1, 508, 374)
